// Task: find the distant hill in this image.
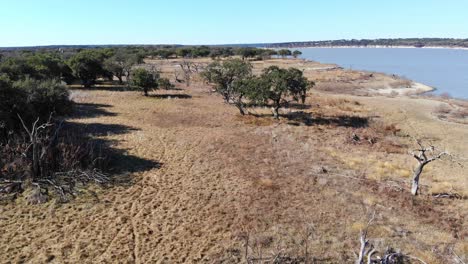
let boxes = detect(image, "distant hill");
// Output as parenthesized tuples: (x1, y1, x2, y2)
(2, 38, 468, 51)
(261, 38, 468, 49)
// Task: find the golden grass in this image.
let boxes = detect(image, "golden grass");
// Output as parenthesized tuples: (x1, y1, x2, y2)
(0, 58, 466, 263)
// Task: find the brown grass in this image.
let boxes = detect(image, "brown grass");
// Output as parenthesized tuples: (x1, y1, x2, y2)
(0, 59, 466, 263)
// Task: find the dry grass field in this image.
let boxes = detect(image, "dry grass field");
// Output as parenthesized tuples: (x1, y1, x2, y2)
(0, 58, 466, 263)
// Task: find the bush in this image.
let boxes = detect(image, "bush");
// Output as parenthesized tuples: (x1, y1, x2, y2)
(0, 120, 109, 203)
(132, 68, 159, 96)
(0, 78, 72, 140)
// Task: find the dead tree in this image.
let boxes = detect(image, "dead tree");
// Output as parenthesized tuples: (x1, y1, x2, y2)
(355, 210, 428, 264)
(17, 114, 55, 180)
(410, 141, 450, 196)
(174, 69, 183, 83)
(2, 114, 109, 203)
(179, 60, 195, 87)
(356, 211, 375, 264)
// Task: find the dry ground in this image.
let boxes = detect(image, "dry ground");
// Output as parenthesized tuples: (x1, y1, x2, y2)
(0, 60, 467, 263)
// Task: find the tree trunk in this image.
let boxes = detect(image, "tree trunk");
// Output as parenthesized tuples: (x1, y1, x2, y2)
(144, 87, 148, 96)
(411, 162, 425, 195)
(272, 100, 281, 119)
(236, 95, 245, 115)
(273, 106, 280, 119)
(236, 104, 245, 115)
(117, 75, 123, 84)
(31, 137, 40, 179)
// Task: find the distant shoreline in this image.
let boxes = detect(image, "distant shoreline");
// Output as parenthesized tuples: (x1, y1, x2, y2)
(294, 45, 468, 51)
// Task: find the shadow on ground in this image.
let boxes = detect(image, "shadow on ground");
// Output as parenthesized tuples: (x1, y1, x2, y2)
(284, 111, 369, 127)
(65, 102, 162, 186)
(72, 103, 118, 119)
(149, 94, 192, 99)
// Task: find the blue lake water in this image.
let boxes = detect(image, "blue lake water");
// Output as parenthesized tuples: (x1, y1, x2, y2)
(298, 48, 468, 99)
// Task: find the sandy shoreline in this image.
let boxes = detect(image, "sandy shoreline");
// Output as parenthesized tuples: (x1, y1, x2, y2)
(374, 82, 435, 96)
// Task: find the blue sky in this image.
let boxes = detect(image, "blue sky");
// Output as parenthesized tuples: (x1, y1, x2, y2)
(0, 0, 467, 46)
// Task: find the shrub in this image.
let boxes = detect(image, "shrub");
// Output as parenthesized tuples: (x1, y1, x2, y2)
(434, 103, 452, 115)
(0, 120, 109, 203)
(202, 58, 253, 115)
(67, 50, 108, 87)
(132, 68, 158, 96)
(0, 78, 72, 140)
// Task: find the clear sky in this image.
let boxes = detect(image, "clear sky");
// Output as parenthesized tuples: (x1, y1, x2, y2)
(1, 0, 467, 47)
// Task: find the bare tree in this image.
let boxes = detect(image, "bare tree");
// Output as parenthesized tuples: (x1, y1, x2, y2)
(409, 140, 451, 196)
(2, 114, 109, 203)
(356, 211, 375, 264)
(355, 210, 428, 264)
(179, 60, 196, 87)
(17, 114, 55, 180)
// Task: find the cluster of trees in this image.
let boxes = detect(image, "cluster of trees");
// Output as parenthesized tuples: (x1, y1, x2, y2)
(0, 49, 117, 202)
(0, 48, 144, 88)
(67, 49, 143, 87)
(202, 59, 313, 118)
(0, 54, 73, 136)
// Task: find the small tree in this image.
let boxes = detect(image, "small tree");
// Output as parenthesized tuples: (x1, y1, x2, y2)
(132, 68, 158, 96)
(236, 47, 258, 60)
(103, 51, 136, 84)
(259, 66, 290, 118)
(179, 60, 197, 87)
(292, 50, 302, 58)
(278, 49, 292, 58)
(67, 50, 107, 87)
(202, 59, 253, 115)
(285, 68, 314, 104)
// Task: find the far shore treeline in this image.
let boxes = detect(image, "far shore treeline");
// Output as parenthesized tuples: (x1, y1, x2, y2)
(3, 38, 468, 51)
(264, 38, 468, 49)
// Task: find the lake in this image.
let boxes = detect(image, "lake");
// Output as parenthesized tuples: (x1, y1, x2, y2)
(297, 48, 468, 99)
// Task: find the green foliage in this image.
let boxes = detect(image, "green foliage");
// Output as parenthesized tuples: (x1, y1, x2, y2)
(67, 50, 109, 87)
(191, 46, 211, 58)
(132, 68, 159, 96)
(236, 47, 259, 60)
(176, 48, 192, 58)
(0, 57, 36, 81)
(278, 49, 292, 58)
(292, 50, 302, 58)
(1, 78, 71, 137)
(13, 78, 72, 118)
(0, 53, 74, 84)
(203, 60, 311, 117)
(154, 49, 175, 59)
(209, 47, 234, 59)
(253, 66, 311, 117)
(104, 50, 140, 84)
(202, 59, 253, 114)
(284, 67, 313, 104)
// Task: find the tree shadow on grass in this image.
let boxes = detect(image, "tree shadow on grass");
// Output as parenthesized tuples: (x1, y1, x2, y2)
(72, 103, 118, 119)
(284, 102, 312, 110)
(75, 85, 139, 92)
(65, 102, 162, 187)
(148, 94, 192, 99)
(284, 111, 369, 128)
(67, 122, 139, 136)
